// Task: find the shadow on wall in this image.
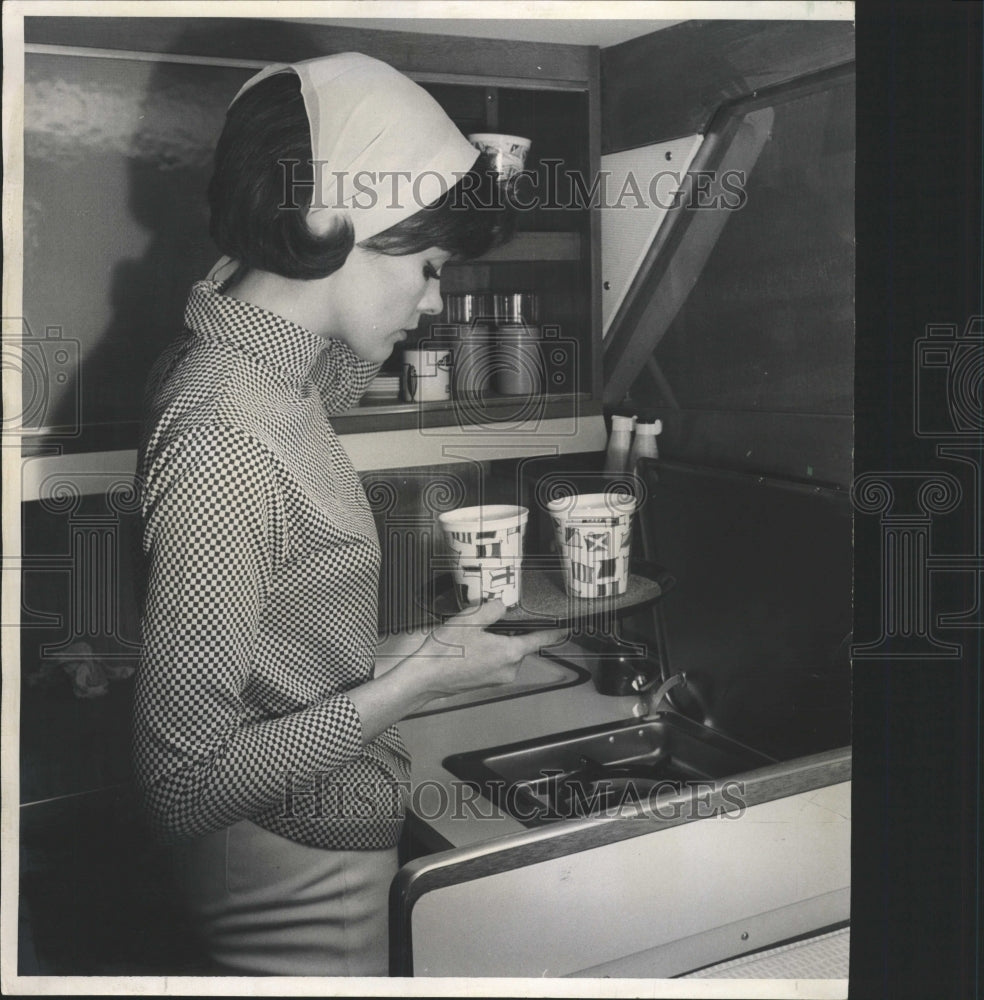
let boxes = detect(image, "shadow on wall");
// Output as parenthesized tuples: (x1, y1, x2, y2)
(24, 21, 327, 442)
(17, 22, 341, 979)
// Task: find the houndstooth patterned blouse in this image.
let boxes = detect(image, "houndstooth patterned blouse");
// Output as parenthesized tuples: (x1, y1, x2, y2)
(133, 280, 411, 851)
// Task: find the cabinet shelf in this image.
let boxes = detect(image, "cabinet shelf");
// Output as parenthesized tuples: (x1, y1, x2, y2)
(450, 231, 581, 265)
(334, 391, 597, 434)
(17, 22, 602, 445)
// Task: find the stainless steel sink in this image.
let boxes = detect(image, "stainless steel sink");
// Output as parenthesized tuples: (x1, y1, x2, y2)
(443, 713, 777, 827)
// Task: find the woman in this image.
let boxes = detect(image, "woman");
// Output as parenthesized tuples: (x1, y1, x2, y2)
(133, 53, 560, 977)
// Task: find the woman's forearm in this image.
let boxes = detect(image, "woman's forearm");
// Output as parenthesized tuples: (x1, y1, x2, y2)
(346, 653, 448, 742)
(349, 602, 568, 745)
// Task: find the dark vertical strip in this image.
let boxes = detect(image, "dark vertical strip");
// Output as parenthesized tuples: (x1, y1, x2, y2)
(853, 4, 984, 999)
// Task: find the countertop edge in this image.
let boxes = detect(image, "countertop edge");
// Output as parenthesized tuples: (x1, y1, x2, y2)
(396, 743, 851, 899)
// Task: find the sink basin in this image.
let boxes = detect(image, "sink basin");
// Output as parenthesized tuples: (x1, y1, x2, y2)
(442, 713, 777, 827)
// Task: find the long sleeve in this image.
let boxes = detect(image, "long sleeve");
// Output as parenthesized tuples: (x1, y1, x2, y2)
(133, 424, 366, 843)
(134, 281, 409, 851)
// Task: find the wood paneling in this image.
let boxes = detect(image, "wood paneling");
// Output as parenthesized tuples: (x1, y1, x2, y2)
(25, 16, 594, 86)
(601, 19, 856, 152)
(19, 31, 600, 450)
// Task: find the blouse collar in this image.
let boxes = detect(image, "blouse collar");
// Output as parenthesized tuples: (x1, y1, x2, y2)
(183, 279, 380, 414)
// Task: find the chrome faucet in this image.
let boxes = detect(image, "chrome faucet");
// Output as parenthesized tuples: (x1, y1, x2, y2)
(631, 671, 687, 718)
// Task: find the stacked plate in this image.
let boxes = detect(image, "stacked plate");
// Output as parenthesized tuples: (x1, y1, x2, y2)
(363, 374, 401, 404)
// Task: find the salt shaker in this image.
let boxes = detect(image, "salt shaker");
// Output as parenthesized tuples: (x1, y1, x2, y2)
(628, 418, 662, 470)
(604, 414, 637, 474)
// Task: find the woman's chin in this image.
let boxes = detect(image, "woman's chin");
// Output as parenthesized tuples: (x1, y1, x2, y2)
(352, 343, 400, 365)
(378, 331, 408, 362)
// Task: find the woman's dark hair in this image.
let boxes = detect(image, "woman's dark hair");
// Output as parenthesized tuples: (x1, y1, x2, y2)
(359, 154, 516, 261)
(208, 72, 516, 280)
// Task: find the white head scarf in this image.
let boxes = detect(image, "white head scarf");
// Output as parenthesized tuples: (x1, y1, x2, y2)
(232, 51, 480, 244)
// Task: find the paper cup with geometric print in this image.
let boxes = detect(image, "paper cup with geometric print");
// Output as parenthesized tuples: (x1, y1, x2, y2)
(545, 492, 638, 599)
(466, 133, 532, 181)
(437, 505, 528, 607)
(402, 346, 453, 402)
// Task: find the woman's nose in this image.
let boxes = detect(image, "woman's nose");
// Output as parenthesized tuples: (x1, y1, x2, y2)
(419, 282, 444, 316)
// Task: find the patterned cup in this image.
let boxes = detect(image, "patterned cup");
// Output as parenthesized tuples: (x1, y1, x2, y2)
(467, 133, 532, 180)
(545, 492, 638, 599)
(437, 505, 529, 607)
(403, 346, 453, 402)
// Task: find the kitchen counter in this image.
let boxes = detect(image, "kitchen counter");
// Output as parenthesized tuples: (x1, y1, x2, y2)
(382, 631, 852, 977)
(378, 632, 851, 850)
(397, 642, 645, 848)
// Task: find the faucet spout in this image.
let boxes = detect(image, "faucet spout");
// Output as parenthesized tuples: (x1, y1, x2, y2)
(632, 671, 686, 717)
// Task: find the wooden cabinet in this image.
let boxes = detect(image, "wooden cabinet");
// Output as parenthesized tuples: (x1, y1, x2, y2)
(22, 16, 604, 449)
(346, 78, 602, 435)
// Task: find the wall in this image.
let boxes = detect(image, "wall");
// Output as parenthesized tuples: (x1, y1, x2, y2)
(601, 19, 856, 153)
(647, 70, 854, 488)
(601, 25, 855, 489)
(21, 50, 250, 445)
(19, 19, 599, 451)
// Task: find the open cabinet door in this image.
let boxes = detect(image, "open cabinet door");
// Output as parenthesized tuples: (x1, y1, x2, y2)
(601, 136, 702, 337)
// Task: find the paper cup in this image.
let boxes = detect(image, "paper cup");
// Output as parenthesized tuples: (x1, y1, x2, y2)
(437, 505, 529, 607)
(403, 346, 453, 402)
(467, 133, 532, 180)
(545, 492, 638, 599)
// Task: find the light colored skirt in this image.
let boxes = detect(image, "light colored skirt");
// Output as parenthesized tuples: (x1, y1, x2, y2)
(170, 819, 399, 976)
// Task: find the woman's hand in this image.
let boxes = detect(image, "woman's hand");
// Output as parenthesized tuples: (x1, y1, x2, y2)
(413, 599, 568, 697)
(347, 600, 567, 744)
